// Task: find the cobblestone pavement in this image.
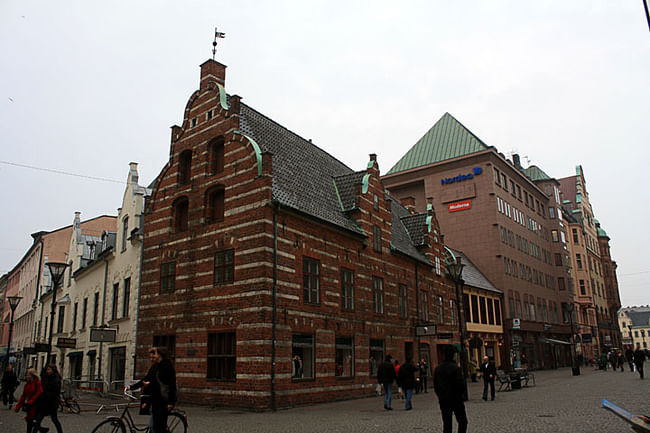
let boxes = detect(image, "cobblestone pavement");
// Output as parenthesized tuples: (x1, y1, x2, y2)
(1, 364, 648, 433)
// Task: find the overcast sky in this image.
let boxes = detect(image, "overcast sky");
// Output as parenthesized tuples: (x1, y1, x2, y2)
(1, 1, 648, 306)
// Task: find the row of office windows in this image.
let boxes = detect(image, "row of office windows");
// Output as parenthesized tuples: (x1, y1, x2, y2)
(493, 167, 546, 217)
(496, 196, 549, 240)
(503, 257, 556, 289)
(507, 291, 560, 324)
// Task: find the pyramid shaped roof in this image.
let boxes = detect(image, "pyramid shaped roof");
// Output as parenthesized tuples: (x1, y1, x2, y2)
(387, 113, 489, 175)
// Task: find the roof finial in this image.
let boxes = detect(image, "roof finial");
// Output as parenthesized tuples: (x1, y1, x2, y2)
(212, 27, 226, 60)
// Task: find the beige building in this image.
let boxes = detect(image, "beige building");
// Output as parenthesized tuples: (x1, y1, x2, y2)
(35, 163, 147, 390)
(619, 306, 650, 350)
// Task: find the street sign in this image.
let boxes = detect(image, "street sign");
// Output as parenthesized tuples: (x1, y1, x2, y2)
(437, 333, 453, 339)
(416, 325, 437, 336)
(513, 318, 521, 329)
(34, 343, 51, 352)
(90, 328, 117, 343)
(56, 337, 76, 348)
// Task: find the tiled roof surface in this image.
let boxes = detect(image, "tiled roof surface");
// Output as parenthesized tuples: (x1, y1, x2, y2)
(449, 249, 501, 294)
(390, 203, 430, 264)
(523, 165, 552, 181)
(333, 172, 365, 212)
(627, 309, 650, 327)
(387, 113, 489, 175)
(400, 213, 428, 246)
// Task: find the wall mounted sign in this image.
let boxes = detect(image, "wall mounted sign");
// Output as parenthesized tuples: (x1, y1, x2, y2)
(448, 200, 472, 212)
(512, 318, 521, 329)
(440, 167, 482, 185)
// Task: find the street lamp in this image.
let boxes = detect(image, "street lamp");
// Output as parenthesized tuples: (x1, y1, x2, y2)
(447, 255, 468, 401)
(46, 261, 69, 366)
(3, 295, 22, 370)
(565, 302, 580, 376)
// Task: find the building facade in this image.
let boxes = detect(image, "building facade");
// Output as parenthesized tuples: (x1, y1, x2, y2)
(619, 306, 650, 351)
(138, 59, 460, 410)
(382, 113, 575, 370)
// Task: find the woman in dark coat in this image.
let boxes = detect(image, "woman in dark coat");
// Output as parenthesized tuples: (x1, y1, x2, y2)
(14, 368, 43, 433)
(397, 357, 418, 411)
(127, 347, 177, 433)
(34, 364, 63, 433)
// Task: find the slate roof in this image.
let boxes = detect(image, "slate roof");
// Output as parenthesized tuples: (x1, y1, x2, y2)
(400, 213, 428, 246)
(390, 202, 430, 264)
(237, 102, 431, 265)
(625, 308, 650, 327)
(449, 249, 501, 294)
(522, 165, 552, 181)
(387, 113, 489, 175)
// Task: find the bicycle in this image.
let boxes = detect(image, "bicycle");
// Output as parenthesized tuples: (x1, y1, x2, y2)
(58, 391, 81, 414)
(91, 389, 187, 433)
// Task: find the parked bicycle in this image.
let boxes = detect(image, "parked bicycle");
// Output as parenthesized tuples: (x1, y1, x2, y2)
(91, 389, 187, 433)
(58, 391, 81, 414)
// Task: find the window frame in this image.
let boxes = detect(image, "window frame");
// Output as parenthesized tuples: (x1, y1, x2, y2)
(160, 261, 176, 293)
(207, 331, 236, 381)
(214, 249, 235, 285)
(372, 276, 384, 314)
(303, 257, 320, 304)
(341, 268, 354, 310)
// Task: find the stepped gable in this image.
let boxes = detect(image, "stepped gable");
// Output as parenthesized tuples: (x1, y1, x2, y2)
(238, 102, 363, 235)
(387, 112, 489, 175)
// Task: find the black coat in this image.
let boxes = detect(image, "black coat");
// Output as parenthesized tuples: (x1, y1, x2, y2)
(377, 360, 396, 386)
(397, 362, 418, 390)
(39, 371, 62, 412)
(1, 369, 18, 390)
(479, 361, 496, 381)
(434, 361, 465, 403)
(132, 359, 177, 405)
(634, 349, 647, 366)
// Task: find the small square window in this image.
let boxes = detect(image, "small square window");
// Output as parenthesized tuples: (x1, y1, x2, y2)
(191, 117, 198, 127)
(207, 110, 213, 120)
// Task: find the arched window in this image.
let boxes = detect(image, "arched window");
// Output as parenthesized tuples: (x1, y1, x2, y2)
(208, 137, 225, 175)
(178, 150, 192, 185)
(173, 197, 189, 232)
(205, 187, 225, 224)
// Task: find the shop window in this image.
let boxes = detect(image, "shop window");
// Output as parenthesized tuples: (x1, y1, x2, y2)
(207, 332, 236, 381)
(214, 249, 234, 284)
(369, 339, 384, 377)
(208, 137, 225, 175)
(178, 150, 192, 185)
(205, 187, 225, 224)
(335, 337, 354, 378)
(160, 261, 176, 293)
(341, 268, 354, 310)
(173, 197, 189, 232)
(303, 257, 320, 304)
(292, 334, 314, 379)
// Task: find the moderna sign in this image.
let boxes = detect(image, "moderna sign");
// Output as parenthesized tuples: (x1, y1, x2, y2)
(440, 167, 482, 185)
(448, 200, 472, 212)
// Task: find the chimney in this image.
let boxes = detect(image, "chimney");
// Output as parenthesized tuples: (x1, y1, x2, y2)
(513, 154, 521, 169)
(128, 162, 139, 185)
(400, 196, 416, 214)
(200, 59, 227, 90)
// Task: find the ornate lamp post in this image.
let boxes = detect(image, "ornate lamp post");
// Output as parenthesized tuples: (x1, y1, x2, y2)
(447, 255, 468, 401)
(46, 262, 69, 366)
(565, 302, 580, 376)
(4, 295, 22, 369)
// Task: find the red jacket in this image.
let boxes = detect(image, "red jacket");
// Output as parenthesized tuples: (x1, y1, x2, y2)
(15, 378, 43, 420)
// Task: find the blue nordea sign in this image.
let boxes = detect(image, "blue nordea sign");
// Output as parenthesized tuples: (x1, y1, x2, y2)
(441, 167, 482, 185)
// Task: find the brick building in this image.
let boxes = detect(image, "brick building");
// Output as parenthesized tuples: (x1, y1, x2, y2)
(138, 60, 458, 409)
(382, 113, 575, 370)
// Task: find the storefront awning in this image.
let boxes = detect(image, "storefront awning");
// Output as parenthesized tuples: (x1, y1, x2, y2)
(66, 351, 83, 357)
(540, 337, 571, 345)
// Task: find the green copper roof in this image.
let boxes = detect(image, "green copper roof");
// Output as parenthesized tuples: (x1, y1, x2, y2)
(387, 112, 489, 175)
(594, 219, 608, 237)
(522, 165, 552, 181)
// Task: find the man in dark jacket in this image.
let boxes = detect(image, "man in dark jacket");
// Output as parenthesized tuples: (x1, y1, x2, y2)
(128, 347, 177, 433)
(377, 354, 396, 410)
(34, 364, 63, 433)
(625, 346, 635, 372)
(1, 364, 19, 408)
(479, 356, 496, 401)
(434, 346, 468, 433)
(633, 347, 646, 379)
(397, 357, 418, 410)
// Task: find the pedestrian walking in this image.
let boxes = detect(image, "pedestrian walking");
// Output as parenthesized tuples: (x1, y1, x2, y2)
(397, 357, 418, 410)
(394, 360, 404, 399)
(419, 359, 429, 392)
(479, 356, 496, 401)
(633, 347, 646, 379)
(34, 364, 63, 433)
(377, 355, 396, 410)
(434, 345, 468, 433)
(1, 364, 19, 409)
(617, 351, 625, 372)
(625, 347, 635, 372)
(127, 347, 177, 433)
(14, 368, 43, 433)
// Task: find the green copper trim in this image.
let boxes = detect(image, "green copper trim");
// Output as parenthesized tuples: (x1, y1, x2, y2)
(362, 174, 370, 194)
(332, 179, 345, 211)
(216, 83, 230, 110)
(443, 245, 458, 265)
(367, 160, 374, 169)
(425, 216, 432, 233)
(233, 130, 262, 176)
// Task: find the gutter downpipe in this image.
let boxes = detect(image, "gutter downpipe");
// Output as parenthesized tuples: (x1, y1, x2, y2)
(271, 200, 279, 412)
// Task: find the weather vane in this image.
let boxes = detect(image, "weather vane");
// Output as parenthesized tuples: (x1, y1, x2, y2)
(212, 27, 226, 60)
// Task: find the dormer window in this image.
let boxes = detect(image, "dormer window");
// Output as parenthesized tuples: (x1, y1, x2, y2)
(178, 150, 192, 185)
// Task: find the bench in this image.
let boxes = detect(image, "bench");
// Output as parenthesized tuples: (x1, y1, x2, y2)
(496, 370, 513, 391)
(513, 368, 536, 387)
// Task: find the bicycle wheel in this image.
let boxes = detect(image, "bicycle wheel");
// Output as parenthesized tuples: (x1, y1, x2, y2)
(69, 398, 81, 414)
(167, 412, 187, 433)
(91, 417, 126, 433)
